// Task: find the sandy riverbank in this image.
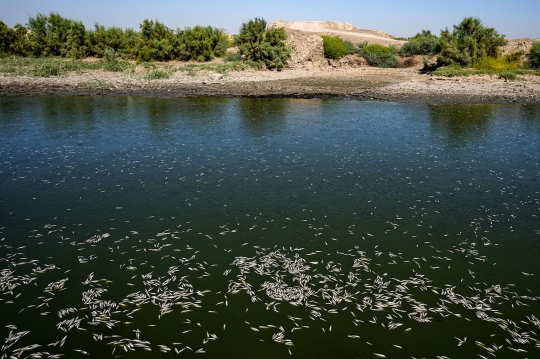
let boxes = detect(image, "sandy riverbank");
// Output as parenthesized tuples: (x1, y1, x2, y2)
(1, 66, 539, 104)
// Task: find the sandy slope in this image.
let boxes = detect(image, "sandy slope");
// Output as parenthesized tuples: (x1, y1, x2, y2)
(268, 21, 405, 46)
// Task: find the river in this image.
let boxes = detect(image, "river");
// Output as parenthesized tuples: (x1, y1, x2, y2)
(0, 96, 539, 358)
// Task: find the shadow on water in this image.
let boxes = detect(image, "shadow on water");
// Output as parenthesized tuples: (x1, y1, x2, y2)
(427, 104, 495, 147)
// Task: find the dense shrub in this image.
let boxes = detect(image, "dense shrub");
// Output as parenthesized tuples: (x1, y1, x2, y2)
(322, 35, 348, 59)
(224, 51, 242, 62)
(358, 43, 397, 68)
(438, 17, 506, 67)
(412, 30, 436, 39)
(475, 54, 521, 72)
(134, 19, 176, 62)
(0, 21, 16, 56)
(0, 13, 232, 63)
(343, 40, 357, 55)
(399, 36, 440, 57)
(236, 18, 291, 70)
(528, 43, 540, 69)
(26, 13, 88, 58)
(87, 25, 135, 58)
(176, 26, 228, 61)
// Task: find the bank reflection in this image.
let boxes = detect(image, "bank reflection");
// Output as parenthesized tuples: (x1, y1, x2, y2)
(236, 98, 289, 137)
(138, 97, 231, 133)
(428, 104, 494, 147)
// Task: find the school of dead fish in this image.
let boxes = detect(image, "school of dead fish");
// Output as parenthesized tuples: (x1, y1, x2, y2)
(1, 223, 539, 358)
(1, 101, 539, 358)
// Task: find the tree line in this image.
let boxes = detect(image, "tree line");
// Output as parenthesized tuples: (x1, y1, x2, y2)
(0, 14, 291, 69)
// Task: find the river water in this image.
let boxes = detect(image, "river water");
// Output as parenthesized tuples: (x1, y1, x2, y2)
(0, 96, 539, 359)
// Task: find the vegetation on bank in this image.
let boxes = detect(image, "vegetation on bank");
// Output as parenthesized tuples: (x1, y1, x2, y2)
(0, 13, 291, 75)
(234, 18, 291, 70)
(320, 17, 539, 78)
(357, 43, 397, 68)
(321, 35, 348, 60)
(0, 55, 264, 79)
(1, 13, 539, 79)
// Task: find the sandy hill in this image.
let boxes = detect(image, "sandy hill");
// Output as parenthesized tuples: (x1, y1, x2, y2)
(268, 21, 405, 46)
(268, 21, 406, 68)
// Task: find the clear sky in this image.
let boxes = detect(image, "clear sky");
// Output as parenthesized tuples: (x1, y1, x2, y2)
(2, 0, 539, 39)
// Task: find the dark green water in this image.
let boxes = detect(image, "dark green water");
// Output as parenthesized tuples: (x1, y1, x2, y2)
(0, 97, 539, 359)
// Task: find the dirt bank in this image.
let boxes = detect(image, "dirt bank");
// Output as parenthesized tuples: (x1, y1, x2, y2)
(1, 66, 539, 104)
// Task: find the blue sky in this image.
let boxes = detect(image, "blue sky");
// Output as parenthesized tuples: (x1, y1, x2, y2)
(2, 0, 539, 38)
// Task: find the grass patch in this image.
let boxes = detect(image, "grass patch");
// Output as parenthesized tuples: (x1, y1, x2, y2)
(178, 61, 262, 76)
(0, 57, 99, 77)
(475, 56, 520, 72)
(143, 69, 172, 80)
(498, 71, 517, 81)
(0, 56, 135, 77)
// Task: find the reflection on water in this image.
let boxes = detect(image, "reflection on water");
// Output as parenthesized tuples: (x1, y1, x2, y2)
(428, 104, 494, 147)
(237, 98, 290, 137)
(0, 96, 539, 359)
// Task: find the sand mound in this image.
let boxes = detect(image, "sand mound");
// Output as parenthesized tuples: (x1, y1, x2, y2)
(502, 38, 540, 55)
(281, 30, 326, 68)
(269, 21, 358, 32)
(268, 21, 404, 46)
(268, 21, 405, 68)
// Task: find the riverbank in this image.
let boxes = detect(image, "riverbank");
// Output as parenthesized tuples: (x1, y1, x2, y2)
(1, 66, 539, 104)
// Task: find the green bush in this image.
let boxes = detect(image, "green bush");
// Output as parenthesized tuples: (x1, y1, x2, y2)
(87, 25, 134, 58)
(498, 71, 517, 81)
(236, 18, 291, 70)
(0, 21, 16, 56)
(343, 40, 357, 55)
(176, 26, 228, 62)
(224, 52, 242, 62)
(438, 17, 506, 67)
(322, 35, 348, 59)
(475, 54, 521, 72)
(399, 37, 440, 57)
(358, 43, 397, 68)
(528, 42, 540, 69)
(26, 13, 88, 58)
(412, 30, 436, 39)
(144, 69, 171, 80)
(1, 13, 284, 68)
(134, 19, 175, 62)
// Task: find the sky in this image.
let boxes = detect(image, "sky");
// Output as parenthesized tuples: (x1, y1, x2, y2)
(2, 0, 540, 39)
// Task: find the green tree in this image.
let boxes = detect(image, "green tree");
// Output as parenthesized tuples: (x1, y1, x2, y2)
(0, 21, 16, 56)
(135, 19, 175, 62)
(176, 26, 228, 61)
(87, 24, 131, 58)
(26, 13, 87, 58)
(236, 18, 291, 70)
(438, 17, 506, 67)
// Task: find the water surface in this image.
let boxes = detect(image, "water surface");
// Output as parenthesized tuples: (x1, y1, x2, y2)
(0, 97, 539, 358)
